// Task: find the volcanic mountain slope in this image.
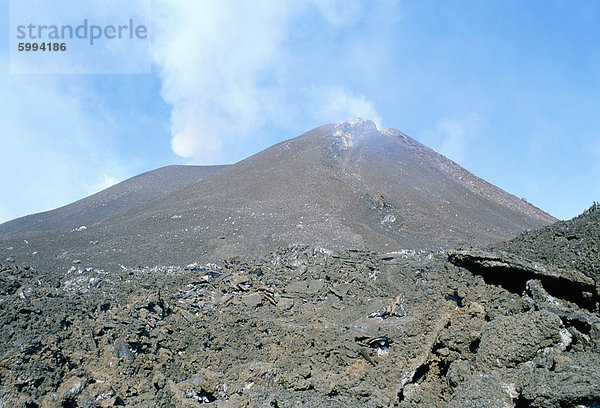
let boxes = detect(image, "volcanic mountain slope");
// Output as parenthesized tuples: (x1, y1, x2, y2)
(0, 119, 555, 270)
(0, 165, 226, 236)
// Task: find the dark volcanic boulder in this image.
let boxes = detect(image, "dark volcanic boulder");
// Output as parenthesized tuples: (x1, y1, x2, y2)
(476, 310, 563, 368)
(489, 202, 600, 291)
(520, 353, 600, 408)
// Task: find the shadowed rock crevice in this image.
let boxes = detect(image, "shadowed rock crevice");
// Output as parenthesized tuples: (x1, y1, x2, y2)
(448, 250, 598, 312)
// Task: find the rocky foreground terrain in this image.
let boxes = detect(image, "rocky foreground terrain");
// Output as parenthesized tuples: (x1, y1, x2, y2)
(1, 204, 599, 407)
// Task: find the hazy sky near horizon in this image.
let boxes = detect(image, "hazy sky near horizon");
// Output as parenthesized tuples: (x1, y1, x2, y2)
(1, 0, 599, 223)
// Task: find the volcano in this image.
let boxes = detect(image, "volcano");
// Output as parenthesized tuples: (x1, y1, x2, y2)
(0, 119, 554, 270)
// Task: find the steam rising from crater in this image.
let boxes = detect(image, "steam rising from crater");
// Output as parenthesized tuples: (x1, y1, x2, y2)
(152, 0, 382, 164)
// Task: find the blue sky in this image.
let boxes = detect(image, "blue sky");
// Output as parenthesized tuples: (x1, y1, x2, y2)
(1, 0, 599, 223)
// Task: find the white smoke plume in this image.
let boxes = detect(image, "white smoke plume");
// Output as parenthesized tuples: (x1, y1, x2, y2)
(152, 0, 383, 164)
